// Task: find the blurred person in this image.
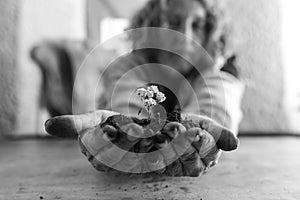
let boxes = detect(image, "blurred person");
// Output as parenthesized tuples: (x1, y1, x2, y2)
(45, 0, 244, 176)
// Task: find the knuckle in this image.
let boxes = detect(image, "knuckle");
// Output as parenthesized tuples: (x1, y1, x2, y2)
(121, 123, 144, 138)
(102, 125, 118, 141)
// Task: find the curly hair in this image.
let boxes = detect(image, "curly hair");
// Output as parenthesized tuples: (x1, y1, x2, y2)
(127, 0, 231, 59)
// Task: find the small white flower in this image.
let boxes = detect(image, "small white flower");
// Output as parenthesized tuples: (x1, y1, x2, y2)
(137, 88, 147, 98)
(159, 96, 166, 103)
(136, 85, 167, 119)
(146, 88, 154, 98)
(148, 98, 157, 106)
(156, 92, 166, 103)
(150, 85, 159, 94)
(143, 99, 150, 107)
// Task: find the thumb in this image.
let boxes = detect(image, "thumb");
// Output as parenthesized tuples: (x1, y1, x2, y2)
(183, 114, 239, 151)
(45, 115, 78, 138)
(45, 110, 119, 137)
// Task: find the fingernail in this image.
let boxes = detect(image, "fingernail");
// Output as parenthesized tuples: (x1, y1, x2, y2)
(144, 129, 155, 137)
(166, 160, 183, 177)
(201, 121, 209, 130)
(138, 138, 154, 153)
(165, 128, 179, 139)
(44, 119, 53, 131)
(155, 133, 168, 143)
(155, 140, 168, 149)
(194, 135, 200, 142)
(121, 123, 144, 138)
(102, 125, 118, 141)
(140, 138, 153, 146)
(102, 133, 112, 142)
(146, 153, 165, 172)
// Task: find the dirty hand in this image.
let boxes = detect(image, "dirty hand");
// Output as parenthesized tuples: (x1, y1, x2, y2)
(156, 114, 239, 177)
(45, 111, 239, 176)
(45, 110, 151, 173)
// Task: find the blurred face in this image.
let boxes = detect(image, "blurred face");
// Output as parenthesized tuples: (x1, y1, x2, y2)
(167, 0, 207, 46)
(158, 0, 208, 72)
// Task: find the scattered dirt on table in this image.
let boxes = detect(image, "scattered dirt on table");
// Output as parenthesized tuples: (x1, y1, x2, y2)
(131, 186, 137, 190)
(17, 187, 25, 194)
(179, 186, 190, 193)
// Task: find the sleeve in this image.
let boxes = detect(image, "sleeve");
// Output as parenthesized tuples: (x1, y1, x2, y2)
(182, 69, 245, 136)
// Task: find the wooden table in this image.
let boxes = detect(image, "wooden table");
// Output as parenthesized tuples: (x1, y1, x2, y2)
(0, 137, 299, 200)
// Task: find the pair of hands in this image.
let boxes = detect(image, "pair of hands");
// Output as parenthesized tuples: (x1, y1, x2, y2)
(45, 110, 239, 177)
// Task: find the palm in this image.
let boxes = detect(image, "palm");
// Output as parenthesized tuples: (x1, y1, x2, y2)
(45, 110, 238, 176)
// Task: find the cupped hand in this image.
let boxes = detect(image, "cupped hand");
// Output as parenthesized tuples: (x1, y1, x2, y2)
(45, 110, 148, 173)
(45, 111, 239, 176)
(153, 114, 239, 177)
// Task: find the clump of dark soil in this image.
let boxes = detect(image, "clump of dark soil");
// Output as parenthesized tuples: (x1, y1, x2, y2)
(101, 108, 182, 153)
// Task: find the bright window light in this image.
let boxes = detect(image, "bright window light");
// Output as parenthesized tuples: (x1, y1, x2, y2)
(100, 17, 129, 43)
(281, 0, 300, 132)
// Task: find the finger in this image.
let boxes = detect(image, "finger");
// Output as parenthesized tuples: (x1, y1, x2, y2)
(157, 129, 197, 176)
(88, 155, 112, 172)
(45, 115, 78, 138)
(144, 152, 166, 174)
(93, 143, 129, 169)
(45, 110, 119, 137)
(184, 114, 239, 151)
(179, 149, 206, 177)
(144, 128, 156, 138)
(201, 149, 222, 168)
(121, 123, 144, 141)
(155, 127, 204, 176)
(194, 129, 218, 157)
(102, 125, 118, 141)
(181, 119, 197, 130)
(170, 130, 194, 157)
(164, 159, 184, 177)
(78, 137, 110, 172)
(120, 123, 144, 142)
(163, 122, 186, 139)
(192, 129, 221, 167)
(175, 129, 206, 177)
(82, 125, 141, 170)
(154, 132, 169, 146)
(139, 138, 154, 153)
(111, 152, 142, 173)
(93, 123, 142, 168)
(78, 123, 139, 167)
(78, 137, 93, 160)
(184, 127, 201, 143)
(80, 127, 111, 156)
(183, 127, 220, 168)
(156, 139, 178, 167)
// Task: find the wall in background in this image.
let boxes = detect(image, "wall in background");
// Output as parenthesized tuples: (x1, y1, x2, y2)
(15, 0, 86, 135)
(0, 0, 19, 137)
(224, 0, 289, 133)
